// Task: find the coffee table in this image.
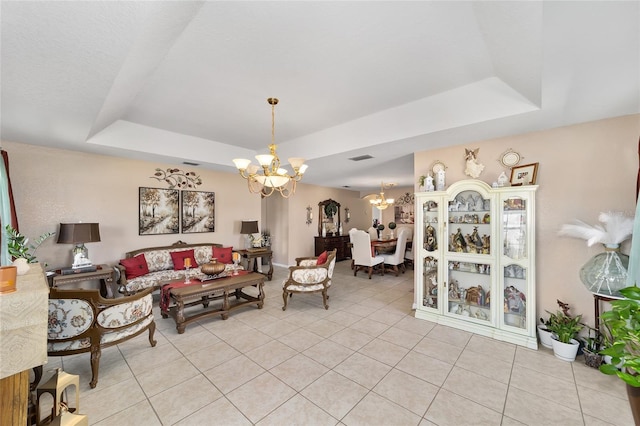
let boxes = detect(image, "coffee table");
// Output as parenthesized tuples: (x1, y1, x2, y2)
(160, 272, 264, 334)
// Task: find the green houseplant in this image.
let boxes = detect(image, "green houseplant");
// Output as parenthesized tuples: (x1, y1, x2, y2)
(5, 225, 55, 264)
(581, 325, 604, 368)
(599, 285, 640, 385)
(599, 285, 640, 423)
(546, 308, 583, 361)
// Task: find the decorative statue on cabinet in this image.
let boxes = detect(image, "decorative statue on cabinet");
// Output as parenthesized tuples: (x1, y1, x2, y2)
(464, 148, 485, 179)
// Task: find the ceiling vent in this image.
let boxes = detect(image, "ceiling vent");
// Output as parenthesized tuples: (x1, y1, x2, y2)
(183, 161, 200, 166)
(348, 155, 373, 162)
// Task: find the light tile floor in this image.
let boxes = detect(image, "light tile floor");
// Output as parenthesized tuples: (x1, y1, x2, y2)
(44, 262, 634, 425)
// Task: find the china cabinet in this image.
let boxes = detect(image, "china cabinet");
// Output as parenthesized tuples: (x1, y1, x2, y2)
(414, 180, 538, 349)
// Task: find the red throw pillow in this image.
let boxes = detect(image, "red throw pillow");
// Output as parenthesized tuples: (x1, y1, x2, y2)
(212, 246, 233, 264)
(316, 251, 328, 265)
(120, 254, 149, 279)
(170, 249, 198, 270)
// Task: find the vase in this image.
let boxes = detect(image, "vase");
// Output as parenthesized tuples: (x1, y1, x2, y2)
(0, 266, 17, 294)
(537, 324, 554, 349)
(551, 337, 580, 362)
(583, 349, 603, 369)
(201, 258, 225, 275)
(628, 384, 640, 426)
(579, 244, 629, 296)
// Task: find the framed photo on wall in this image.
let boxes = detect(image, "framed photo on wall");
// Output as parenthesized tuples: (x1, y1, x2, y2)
(139, 187, 179, 235)
(510, 162, 539, 186)
(181, 190, 215, 233)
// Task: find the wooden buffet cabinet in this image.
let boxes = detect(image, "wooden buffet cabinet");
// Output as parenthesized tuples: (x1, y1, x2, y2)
(315, 235, 351, 261)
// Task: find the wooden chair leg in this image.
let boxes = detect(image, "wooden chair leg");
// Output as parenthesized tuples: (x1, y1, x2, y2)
(89, 346, 101, 389)
(282, 290, 288, 311)
(322, 290, 329, 310)
(368, 266, 373, 279)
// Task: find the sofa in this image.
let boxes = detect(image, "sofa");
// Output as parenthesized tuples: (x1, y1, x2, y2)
(116, 241, 236, 294)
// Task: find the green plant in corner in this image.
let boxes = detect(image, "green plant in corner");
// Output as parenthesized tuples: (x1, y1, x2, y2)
(546, 309, 583, 343)
(5, 225, 55, 264)
(599, 285, 640, 387)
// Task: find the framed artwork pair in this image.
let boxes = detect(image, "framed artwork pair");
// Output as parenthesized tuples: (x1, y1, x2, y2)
(138, 187, 215, 235)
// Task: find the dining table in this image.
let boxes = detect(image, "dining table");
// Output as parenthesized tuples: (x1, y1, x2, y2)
(370, 238, 397, 255)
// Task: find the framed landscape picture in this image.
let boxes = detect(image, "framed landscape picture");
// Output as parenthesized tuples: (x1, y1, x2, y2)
(510, 162, 539, 186)
(181, 191, 215, 233)
(139, 187, 179, 235)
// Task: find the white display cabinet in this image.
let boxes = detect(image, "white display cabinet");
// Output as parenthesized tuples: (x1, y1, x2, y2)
(414, 180, 538, 349)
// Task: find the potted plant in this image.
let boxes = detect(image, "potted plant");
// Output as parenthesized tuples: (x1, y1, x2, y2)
(537, 316, 554, 349)
(581, 325, 604, 368)
(5, 225, 55, 268)
(546, 307, 584, 361)
(599, 285, 640, 423)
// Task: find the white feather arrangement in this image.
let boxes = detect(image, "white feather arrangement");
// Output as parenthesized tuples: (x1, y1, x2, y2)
(559, 211, 634, 246)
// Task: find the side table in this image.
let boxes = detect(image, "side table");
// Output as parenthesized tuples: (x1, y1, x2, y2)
(237, 249, 273, 281)
(50, 265, 116, 298)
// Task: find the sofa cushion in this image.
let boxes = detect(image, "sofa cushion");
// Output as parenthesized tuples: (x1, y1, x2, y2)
(316, 251, 328, 265)
(120, 254, 150, 279)
(170, 249, 198, 270)
(213, 246, 233, 264)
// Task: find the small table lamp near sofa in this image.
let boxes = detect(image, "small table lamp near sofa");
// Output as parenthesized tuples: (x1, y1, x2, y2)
(57, 223, 101, 269)
(240, 220, 259, 249)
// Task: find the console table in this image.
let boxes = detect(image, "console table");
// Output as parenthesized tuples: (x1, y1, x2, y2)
(315, 235, 350, 261)
(50, 265, 116, 298)
(237, 249, 273, 281)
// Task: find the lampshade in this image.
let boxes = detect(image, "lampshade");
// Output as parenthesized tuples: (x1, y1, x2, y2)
(57, 223, 101, 244)
(240, 221, 259, 234)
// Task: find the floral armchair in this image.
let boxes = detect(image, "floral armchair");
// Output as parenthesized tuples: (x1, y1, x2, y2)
(47, 287, 156, 388)
(282, 249, 337, 310)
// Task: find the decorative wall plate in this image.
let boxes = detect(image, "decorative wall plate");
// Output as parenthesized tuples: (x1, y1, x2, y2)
(499, 149, 522, 168)
(431, 160, 447, 174)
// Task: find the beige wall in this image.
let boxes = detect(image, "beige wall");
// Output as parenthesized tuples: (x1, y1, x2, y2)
(414, 114, 640, 326)
(3, 141, 261, 269)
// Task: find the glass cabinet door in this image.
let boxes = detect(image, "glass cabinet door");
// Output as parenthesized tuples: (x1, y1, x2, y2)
(503, 197, 527, 260)
(422, 257, 438, 309)
(446, 261, 492, 322)
(504, 264, 527, 329)
(447, 190, 491, 255)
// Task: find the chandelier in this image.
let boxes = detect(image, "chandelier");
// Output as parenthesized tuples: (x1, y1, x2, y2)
(370, 182, 395, 210)
(232, 98, 307, 198)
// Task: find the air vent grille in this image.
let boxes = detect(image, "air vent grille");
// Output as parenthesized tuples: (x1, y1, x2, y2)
(183, 161, 200, 166)
(348, 155, 373, 162)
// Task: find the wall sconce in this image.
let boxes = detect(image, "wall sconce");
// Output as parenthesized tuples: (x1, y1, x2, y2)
(306, 206, 313, 225)
(344, 207, 351, 223)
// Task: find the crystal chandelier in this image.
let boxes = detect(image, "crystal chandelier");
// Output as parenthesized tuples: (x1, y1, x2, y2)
(232, 98, 307, 198)
(370, 182, 395, 210)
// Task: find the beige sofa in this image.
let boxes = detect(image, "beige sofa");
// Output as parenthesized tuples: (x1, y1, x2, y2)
(116, 241, 236, 294)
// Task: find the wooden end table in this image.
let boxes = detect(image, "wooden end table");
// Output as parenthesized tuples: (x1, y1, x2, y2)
(50, 265, 116, 298)
(161, 272, 265, 334)
(237, 249, 273, 281)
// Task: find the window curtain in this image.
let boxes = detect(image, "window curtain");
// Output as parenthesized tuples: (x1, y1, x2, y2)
(0, 150, 18, 265)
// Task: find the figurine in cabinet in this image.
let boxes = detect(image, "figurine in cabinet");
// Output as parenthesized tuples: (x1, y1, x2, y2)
(424, 224, 437, 251)
(482, 235, 490, 254)
(448, 279, 460, 299)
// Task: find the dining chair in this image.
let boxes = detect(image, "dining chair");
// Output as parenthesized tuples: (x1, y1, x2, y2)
(367, 227, 378, 241)
(352, 230, 385, 279)
(380, 227, 410, 276)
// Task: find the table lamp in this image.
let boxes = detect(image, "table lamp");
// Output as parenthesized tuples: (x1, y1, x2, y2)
(240, 220, 259, 249)
(57, 223, 101, 269)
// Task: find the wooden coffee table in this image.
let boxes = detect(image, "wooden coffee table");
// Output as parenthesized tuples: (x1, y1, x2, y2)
(160, 272, 264, 334)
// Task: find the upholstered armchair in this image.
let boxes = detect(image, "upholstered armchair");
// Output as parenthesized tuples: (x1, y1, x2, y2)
(282, 249, 337, 310)
(381, 227, 410, 276)
(352, 230, 385, 279)
(47, 287, 156, 388)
